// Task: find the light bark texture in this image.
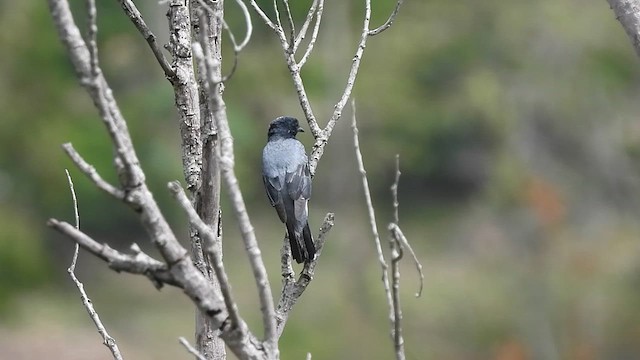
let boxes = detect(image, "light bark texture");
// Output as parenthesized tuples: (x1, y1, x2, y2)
(607, 0, 640, 57)
(46, 0, 409, 358)
(189, 1, 225, 358)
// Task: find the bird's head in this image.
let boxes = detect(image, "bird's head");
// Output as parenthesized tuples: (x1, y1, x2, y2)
(267, 116, 305, 140)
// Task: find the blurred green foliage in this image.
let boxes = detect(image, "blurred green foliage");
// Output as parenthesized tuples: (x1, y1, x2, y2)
(3, 0, 640, 358)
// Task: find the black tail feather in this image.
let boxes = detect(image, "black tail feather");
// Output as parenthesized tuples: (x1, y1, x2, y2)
(302, 223, 315, 262)
(285, 221, 316, 264)
(285, 222, 304, 263)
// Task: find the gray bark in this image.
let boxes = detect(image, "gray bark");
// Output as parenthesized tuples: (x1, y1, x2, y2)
(607, 0, 640, 56)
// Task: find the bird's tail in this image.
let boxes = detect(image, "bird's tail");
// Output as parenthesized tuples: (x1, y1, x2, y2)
(285, 221, 316, 264)
(285, 222, 305, 263)
(302, 223, 316, 262)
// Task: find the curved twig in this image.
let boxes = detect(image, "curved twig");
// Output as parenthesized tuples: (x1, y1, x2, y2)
(369, 0, 404, 36)
(64, 169, 124, 360)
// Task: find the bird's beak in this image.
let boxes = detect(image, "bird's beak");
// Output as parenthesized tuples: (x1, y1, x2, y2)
(298, 127, 305, 133)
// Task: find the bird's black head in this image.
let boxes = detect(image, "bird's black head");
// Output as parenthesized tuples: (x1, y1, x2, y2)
(267, 116, 305, 140)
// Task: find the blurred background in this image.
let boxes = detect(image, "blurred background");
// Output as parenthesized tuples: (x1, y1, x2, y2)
(2, 0, 640, 359)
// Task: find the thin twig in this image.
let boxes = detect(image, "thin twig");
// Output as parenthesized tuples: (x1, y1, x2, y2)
(389, 224, 424, 298)
(390, 155, 424, 297)
(389, 228, 405, 360)
(116, 0, 175, 79)
(293, 0, 318, 53)
(308, 0, 406, 174)
(169, 181, 243, 332)
(369, 0, 404, 36)
(310, 0, 374, 173)
(64, 170, 124, 360)
(273, 0, 283, 33)
(249, 0, 277, 30)
(66, 169, 80, 283)
(179, 337, 207, 360)
(196, 0, 252, 53)
(391, 154, 400, 225)
(297, 0, 323, 69)
(282, 0, 296, 50)
(62, 143, 125, 200)
(65, 170, 80, 237)
(50, 219, 180, 287)
(388, 154, 406, 360)
(234, 0, 253, 51)
(352, 100, 399, 357)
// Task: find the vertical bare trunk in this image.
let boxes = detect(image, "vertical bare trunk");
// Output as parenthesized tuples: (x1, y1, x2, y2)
(191, 0, 225, 359)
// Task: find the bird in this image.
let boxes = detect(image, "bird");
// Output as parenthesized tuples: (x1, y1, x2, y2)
(262, 116, 316, 263)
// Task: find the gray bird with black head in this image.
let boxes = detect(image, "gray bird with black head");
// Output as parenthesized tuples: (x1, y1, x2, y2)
(262, 116, 316, 263)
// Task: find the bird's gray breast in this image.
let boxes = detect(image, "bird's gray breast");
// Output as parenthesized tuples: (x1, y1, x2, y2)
(262, 138, 308, 177)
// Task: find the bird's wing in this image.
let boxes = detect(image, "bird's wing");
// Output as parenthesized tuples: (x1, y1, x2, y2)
(285, 161, 312, 201)
(263, 174, 287, 223)
(285, 161, 312, 233)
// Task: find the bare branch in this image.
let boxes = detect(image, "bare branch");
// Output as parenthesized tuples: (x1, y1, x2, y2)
(65, 169, 81, 232)
(297, 0, 323, 69)
(169, 181, 243, 333)
(282, 0, 296, 49)
(389, 157, 424, 298)
(47, 0, 231, 321)
(284, 60, 321, 139)
(168, 0, 203, 191)
(311, 0, 375, 172)
(369, 0, 404, 36)
(249, 0, 277, 30)
(195, 0, 252, 84)
(389, 224, 423, 298)
(116, 0, 175, 79)
(49, 219, 179, 287)
(351, 100, 392, 302)
(62, 143, 125, 200)
(193, 21, 278, 352)
(391, 154, 400, 225)
(306, 0, 405, 174)
(64, 170, 124, 360)
(275, 213, 335, 336)
(388, 228, 405, 360)
(189, 3, 226, 358)
(48, 0, 144, 188)
(352, 100, 402, 356)
(49, 0, 279, 358)
(85, 0, 99, 77)
(293, 0, 318, 53)
(179, 337, 207, 360)
(273, 0, 283, 33)
(607, 0, 640, 57)
(233, 0, 253, 52)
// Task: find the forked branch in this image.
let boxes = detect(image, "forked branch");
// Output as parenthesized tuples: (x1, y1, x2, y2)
(352, 100, 423, 360)
(249, 0, 405, 175)
(47, 0, 273, 358)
